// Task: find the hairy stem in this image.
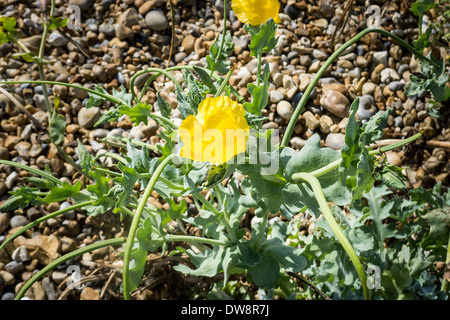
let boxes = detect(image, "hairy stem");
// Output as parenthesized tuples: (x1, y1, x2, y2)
(193, 191, 238, 244)
(15, 237, 126, 300)
(308, 133, 423, 178)
(0, 80, 125, 105)
(292, 173, 370, 300)
(281, 28, 438, 147)
(169, 234, 228, 246)
(256, 52, 262, 87)
(128, 65, 245, 103)
(122, 154, 176, 300)
(210, 0, 227, 77)
(93, 152, 129, 165)
(214, 67, 234, 98)
(129, 68, 182, 103)
(0, 160, 62, 185)
(442, 235, 450, 293)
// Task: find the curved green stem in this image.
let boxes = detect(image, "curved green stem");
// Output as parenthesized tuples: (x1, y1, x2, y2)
(122, 154, 176, 300)
(213, 185, 238, 243)
(372, 132, 424, 155)
(214, 67, 234, 98)
(138, 73, 160, 103)
(0, 80, 125, 105)
(256, 52, 262, 87)
(210, 0, 227, 77)
(309, 132, 423, 178)
(0, 201, 94, 253)
(15, 237, 126, 300)
(93, 152, 128, 165)
(101, 136, 160, 153)
(151, 112, 179, 129)
(292, 173, 370, 300)
(156, 176, 185, 191)
(37, 0, 55, 115)
(169, 234, 228, 246)
(193, 191, 238, 244)
(281, 28, 438, 147)
(129, 68, 182, 103)
(256, 206, 269, 251)
(129, 65, 245, 103)
(0, 160, 62, 185)
(442, 235, 450, 293)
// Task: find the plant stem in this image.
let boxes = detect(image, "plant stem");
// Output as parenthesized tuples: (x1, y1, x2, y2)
(120, 206, 136, 218)
(169, 234, 228, 246)
(128, 65, 245, 103)
(214, 185, 236, 242)
(0, 159, 62, 185)
(14, 237, 126, 300)
(210, 0, 228, 77)
(256, 206, 269, 251)
(122, 154, 176, 300)
(37, 0, 55, 115)
(442, 234, 450, 293)
(129, 68, 183, 103)
(307, 132, 424, 178)
(292, 172, 370, 300)
(214, 67, 234, 98)
(155, 175, 185, 191)
(93, 152, 129, 165)
(193, 191, 238, 244)
(256, 52, 262, 87)
(0, 200, 94, 253)
(281, 28, 438, 147)
(0, 80, 125, 105)
(373, 132, 423, 155)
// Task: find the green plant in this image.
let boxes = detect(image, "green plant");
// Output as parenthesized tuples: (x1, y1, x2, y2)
(0, 0, 448, 301)
(406, 0, 450, 119)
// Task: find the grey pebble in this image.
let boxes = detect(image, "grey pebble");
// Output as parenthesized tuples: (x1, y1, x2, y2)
(11, 245, 31, 263)
(61, 201, 76, 220)
(5, 171, 18, 189)
(357, 95, 377, 121)
(42, 277, 57, 300)
(1, 292, 15, 300)
(10, 215, 29, 228)
(4, 261, 24, 275)
(325, 133, 345, 150)
(48, 32, 68, 47)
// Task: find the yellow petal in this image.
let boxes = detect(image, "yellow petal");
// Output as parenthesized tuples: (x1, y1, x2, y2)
(179, 96, 249, 164)
(232, 0, 281, 26)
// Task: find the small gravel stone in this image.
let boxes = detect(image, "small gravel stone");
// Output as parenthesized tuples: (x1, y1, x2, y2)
(78, 107, 101, 129)
(4, 261, 24, 275)
(357, 95, 377, 121)
(320, 90, 349, 118)
(80, 287, 100, 300)
(11, 245, 31, 263)
(10, 215, 29, 228)
(303, 111, 319, 130)
(290, 137, 307, 149)
(145, 10, 169, 31)
(319, 115, 333, 134)
(0, 213, 10, 233)
(270, 90, 284, 103)
(42, 277, 57, 300)
(48, 32, 68, 47)
(325, 133, 346, 150)
(276, 101, 293, 120)
(5, 171, 18, 189)
(2, 292, 15, 300)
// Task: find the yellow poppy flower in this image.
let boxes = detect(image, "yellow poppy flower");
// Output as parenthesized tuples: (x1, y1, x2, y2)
(232, 0, 281, 26)
(179, 96, 249, 164)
